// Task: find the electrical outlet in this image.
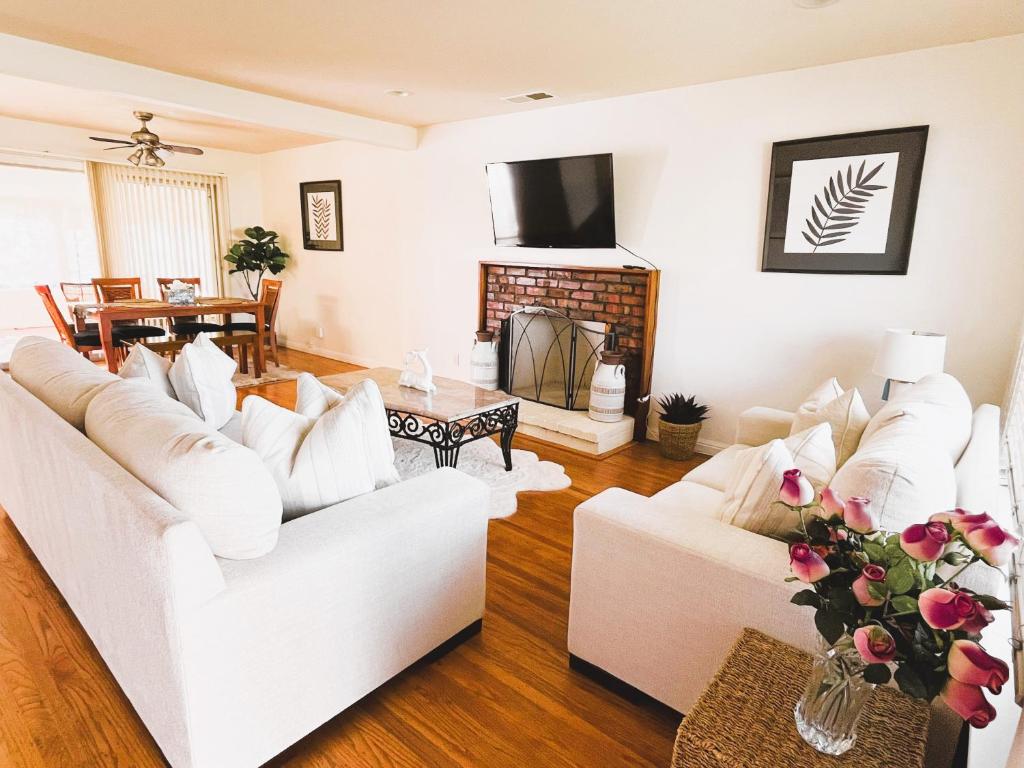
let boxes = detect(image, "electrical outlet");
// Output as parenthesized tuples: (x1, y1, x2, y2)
(315, 327, 325, 339)
(454, 352, 461, 366)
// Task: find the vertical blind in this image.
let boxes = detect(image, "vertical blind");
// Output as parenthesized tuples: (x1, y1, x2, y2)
(88, 162, 230, 297)
(1004, 319, 1024, 516)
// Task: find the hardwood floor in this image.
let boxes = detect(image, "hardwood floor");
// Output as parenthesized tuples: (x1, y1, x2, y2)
(0, 348, 701, 767)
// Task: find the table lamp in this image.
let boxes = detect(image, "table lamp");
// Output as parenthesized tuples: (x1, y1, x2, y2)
(872, 329, 947, 400)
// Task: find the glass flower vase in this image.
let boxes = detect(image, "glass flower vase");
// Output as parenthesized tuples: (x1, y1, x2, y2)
(794, 637, 876, 755)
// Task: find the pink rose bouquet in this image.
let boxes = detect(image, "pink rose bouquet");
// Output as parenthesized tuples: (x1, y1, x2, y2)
(780, 482, 1018, 729)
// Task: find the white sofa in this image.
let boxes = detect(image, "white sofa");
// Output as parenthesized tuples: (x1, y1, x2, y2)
(0, 338, 490, 768)
(568, 376, 1011, 768)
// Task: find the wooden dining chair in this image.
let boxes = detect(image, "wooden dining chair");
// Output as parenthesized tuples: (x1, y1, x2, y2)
(90, 277, 168, 341)
(59, 282, 99, 305)
(35, 285, 125, 362)
(223, 279, 283, 365)
(155, 277, 224, 337)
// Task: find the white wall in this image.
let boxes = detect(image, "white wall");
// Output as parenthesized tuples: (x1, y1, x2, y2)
(0, 115, 263, 327)
(262, 35, 1024, 446)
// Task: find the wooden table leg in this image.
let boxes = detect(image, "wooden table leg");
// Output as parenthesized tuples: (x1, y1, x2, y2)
(253, 304, 265, 378)
(100, 315, 117, 373)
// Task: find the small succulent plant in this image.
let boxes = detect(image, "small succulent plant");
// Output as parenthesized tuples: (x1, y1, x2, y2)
(657, 393, 710, 425)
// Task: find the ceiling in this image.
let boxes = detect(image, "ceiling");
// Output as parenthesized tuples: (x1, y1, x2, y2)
(0, 0, 1021, 142)
(0, 73, 329, 153)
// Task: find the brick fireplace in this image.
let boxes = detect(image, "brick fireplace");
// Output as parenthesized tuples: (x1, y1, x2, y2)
(478, 261, 659, 441)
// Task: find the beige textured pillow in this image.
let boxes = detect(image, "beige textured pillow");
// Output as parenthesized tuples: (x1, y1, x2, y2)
(783, 423, 836, 491)
(796, 377, 845, 412)
(119, 343, 176, 399)
(791, 388, 870, 467)
(718, 439, 801, 538)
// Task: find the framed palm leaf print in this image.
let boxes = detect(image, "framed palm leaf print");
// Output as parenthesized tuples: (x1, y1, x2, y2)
(762, 126, 928, 274)
(300, 180, 343, 251)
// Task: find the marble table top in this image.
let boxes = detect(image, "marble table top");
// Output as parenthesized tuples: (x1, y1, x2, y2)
(319, 367, 519, 422)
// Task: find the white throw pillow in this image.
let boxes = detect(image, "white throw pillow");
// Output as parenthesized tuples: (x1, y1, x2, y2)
(791, 388, 870, 468)
(295, 373, 400, 489)
(783, 423, 836, 492)
(242, 382, 393, 520)
(85, 379, 282, 559)
(796, 377, 845, 413)
(9, 336, 118, 431)
(860, 373, 972, 462)
(119, 343, 176, 398)
(718, 439, 801, 538)
(168, 333, 237, 428)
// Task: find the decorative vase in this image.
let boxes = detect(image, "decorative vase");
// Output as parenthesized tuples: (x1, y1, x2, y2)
(657, 420, 701, 460)
(794, 637, 875, 756)
(470, 331, 499, 391)
(588, 351, 626, 422)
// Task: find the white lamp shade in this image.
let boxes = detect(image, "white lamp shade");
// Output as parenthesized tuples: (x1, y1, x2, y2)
(872, 328, 947, 383)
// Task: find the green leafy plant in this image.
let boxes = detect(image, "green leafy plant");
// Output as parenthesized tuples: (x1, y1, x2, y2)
(224, 226, 289, 300)
(657, 393, 710, 425)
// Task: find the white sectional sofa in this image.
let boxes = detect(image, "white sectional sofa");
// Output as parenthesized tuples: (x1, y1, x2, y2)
(568, 375, 1012, 768)
(0, 337, 490, 768)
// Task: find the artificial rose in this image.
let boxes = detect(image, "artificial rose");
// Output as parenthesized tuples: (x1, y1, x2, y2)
(900, 521, 950, 563)
(948, 640, 1010, 695)
(820, 487, 845, 519)
(853, 625, 896, 664)
(789, 542, 829, 583)
(780, 468, 814, 507)
(962, 599, 994, 635)
(844, 496, 877, 534)
(919, 587, 976, 630)
(929, 510, 1021, 567)
(852, 564, 887, 607)
(941, 678, 997, 728)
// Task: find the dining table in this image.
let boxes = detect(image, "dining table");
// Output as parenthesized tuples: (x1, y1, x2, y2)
(72, 297, 266, 375)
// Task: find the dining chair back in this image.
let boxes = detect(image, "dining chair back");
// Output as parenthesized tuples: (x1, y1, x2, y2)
(261, 279, 283, 365)
(155, 277, 223, 337)
(34, 285, 76, 348)
(156, 277, 202, 298)
(60, 282, 99, 305)
(93, 277, 143, 302)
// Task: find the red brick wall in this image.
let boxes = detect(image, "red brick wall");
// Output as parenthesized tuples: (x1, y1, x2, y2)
(481, 263, 654, 414)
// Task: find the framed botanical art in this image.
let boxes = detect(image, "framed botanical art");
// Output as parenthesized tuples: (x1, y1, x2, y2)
(300, 180, 343, 251)
(762, 126, 928, 274)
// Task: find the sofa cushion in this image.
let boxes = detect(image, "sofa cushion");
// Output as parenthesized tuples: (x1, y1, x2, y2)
(830, 420, 956, 532)
(242, 383, 392, 521)
(85, 379, 282, 559)
(294, 373, 400, 490)
(168, 333, 237, 429)
(791, 388, 869, 468)
(650, 480, 725, 518)
(718, 439, 801, 538)
(861, 373, 972, 463)
(119, 343, 176, 398)
(9, 336, 118, 431)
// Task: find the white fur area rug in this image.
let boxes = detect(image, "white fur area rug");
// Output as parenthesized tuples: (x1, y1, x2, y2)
(391, 437, 571, 519)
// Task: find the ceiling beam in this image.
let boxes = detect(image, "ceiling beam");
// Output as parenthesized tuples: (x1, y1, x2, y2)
(0, 33, 418, 151)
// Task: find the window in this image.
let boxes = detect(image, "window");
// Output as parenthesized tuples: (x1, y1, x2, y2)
(89, 163, 228, 297)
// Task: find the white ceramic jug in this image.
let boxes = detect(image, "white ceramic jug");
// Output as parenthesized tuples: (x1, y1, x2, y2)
(589, 351, 626, 422)
(470, 331, 499, 391)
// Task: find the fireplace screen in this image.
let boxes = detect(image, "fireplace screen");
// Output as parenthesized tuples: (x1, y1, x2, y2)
(502, 307, 608, 410)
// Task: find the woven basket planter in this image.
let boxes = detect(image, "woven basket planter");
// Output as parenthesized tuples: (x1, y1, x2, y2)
(658, 420, 702, 460)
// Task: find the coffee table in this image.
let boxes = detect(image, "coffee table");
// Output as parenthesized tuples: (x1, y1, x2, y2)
(318, 368, 520, 471)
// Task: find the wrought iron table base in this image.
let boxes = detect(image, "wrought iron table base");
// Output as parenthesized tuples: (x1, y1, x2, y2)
(387, 403, 519, 471)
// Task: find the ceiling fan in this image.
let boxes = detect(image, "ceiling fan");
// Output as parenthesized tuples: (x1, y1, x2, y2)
(89, 111, 204, 168)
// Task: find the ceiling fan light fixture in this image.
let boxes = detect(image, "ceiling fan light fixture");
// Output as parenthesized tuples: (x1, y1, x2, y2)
(127, 148, 144, 166)
(142, 148, 164, 168)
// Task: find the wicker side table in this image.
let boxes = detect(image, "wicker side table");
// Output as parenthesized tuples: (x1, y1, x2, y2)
(672, 628, 930, 768)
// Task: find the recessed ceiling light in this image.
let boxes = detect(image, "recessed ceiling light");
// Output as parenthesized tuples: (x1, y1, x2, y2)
(385, 89, 412, 97)
(793, 0, 839, 7)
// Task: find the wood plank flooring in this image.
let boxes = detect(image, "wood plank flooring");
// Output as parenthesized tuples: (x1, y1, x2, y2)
(0, 348, 701, 767)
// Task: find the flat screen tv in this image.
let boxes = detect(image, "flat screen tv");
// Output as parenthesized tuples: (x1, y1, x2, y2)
(486, 153, 615, 248)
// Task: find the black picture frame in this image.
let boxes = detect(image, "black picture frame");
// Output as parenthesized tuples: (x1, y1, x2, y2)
(300, 180, 343, 251)
(761, 126, 928, 275)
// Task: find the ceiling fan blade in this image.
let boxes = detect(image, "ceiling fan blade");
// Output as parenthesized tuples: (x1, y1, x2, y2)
(160, 144, 204, 156)
(89, 136, 135, 145)
(103, 144, 137, 150)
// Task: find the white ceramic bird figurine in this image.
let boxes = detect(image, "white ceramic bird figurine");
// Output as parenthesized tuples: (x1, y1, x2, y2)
(398, 348, 437, 394)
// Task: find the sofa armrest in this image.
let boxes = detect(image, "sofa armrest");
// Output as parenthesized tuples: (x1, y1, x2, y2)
(735, 406, 794, 446)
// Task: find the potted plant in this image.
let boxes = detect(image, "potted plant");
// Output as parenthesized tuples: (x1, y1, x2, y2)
(224, 226, 290, 300)
(656, 393, 709, 460)
(780, 478, 1016, 755)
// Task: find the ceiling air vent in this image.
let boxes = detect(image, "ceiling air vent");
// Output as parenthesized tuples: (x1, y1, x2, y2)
(502, 92, 555, 104)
